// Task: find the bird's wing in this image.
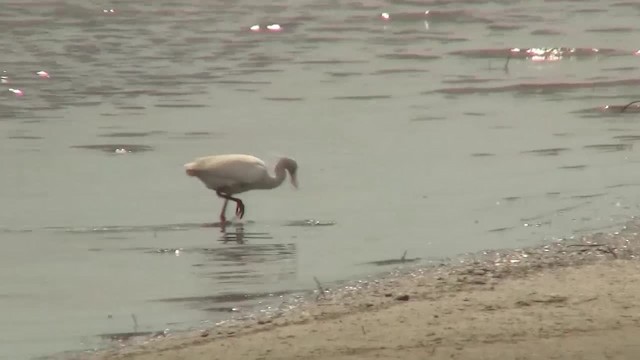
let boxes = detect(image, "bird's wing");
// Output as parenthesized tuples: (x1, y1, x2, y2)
(192, 154, 268, 186)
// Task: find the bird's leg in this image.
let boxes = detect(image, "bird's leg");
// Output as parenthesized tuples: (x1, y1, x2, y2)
(216, 191, 246, 220)
(219, 198, 229, 225)
(234, 199, 245, 219)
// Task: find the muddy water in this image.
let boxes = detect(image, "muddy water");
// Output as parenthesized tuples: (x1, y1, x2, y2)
(2, 0, 640, 359)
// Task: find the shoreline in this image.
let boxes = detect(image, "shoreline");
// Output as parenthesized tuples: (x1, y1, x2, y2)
(64, 220, 640, 360)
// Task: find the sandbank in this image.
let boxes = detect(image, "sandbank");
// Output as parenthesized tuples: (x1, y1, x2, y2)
(68, 221, 640, 360)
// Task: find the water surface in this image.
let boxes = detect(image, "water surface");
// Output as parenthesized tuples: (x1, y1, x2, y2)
(3, 0, 640, 359)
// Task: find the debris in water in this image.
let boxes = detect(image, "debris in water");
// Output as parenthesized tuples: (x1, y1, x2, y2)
(314, 276, 327, 300)
(9, 88, 23, 96)
(620, 100, 640, 113)
(131, 314, 138, 333)
(249, 24, 282, 32)
(362, 250, 421, 266)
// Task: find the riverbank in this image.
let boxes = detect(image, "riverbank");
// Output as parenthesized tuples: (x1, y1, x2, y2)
(72, 221, 640, 360)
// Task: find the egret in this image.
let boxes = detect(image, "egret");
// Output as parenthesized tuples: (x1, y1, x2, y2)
(184, 154, 298, 223)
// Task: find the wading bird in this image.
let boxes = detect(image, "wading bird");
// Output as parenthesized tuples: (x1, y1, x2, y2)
(184, 154, 298, 224)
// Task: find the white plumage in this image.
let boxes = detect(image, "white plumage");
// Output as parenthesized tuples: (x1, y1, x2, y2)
(184, 153, 298, 224)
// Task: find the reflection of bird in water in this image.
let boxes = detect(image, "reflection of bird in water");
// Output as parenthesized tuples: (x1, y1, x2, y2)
(184, 154, 298, 226)
(220, 224, 247, 244)
(220, 225, 244, 244)
(216, 223, 273, 244)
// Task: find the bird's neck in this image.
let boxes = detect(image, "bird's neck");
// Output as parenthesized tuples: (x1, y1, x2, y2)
(257, 164, 287, 190)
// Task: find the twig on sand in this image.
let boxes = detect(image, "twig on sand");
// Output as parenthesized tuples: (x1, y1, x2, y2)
(314, 276, 326, 301)
(597, 246, 618, 259)
(131, 314, 139, 333)
(361, 325, 366, 335)
(620, 100, 640, 113)
(567, 244, 618, 259)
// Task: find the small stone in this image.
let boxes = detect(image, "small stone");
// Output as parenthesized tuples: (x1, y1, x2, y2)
(395, 294, 410, 301)
(384, 293, 393, 297)
(200, 330, 209, 337)
(469, 278, 487, 285)
(473, 269, 487, 276)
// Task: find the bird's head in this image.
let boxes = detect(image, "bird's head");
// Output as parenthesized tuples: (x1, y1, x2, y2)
(279, 157, 298, 189)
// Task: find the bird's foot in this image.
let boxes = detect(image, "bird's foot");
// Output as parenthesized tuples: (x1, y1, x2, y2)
(218, 217, 230, 233)
(235, 202, 245, 219)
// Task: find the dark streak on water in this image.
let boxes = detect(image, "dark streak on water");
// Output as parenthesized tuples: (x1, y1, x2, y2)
(613, 135, 640, 142)
(326, 71, 362, 77)
(522, 148, 571, 156)
(297, 60, 368, 65)
(184, 131, 215, 136)
(332, 95, 392, 100)
(372, 68, 429, 75)
(97, 331, 159, 342)
(411, 116, 446, 122)
(8, 135, 42, 140)
(559, 165, 587, 170)
(436, 79, 640, 95)
(442, 77, 496, 84)
(571, 193, 607, 199)
(488, 226, 513, 233)
(361, 256, 421, 266)
(586, 27, 635, 33)
(153, 289, 301, 305)
(154, 104, 208, 108)
(99, 131, 166, 138)
(583, 144, 632, 152)
(449, 47, 629, 59)
(379, 53, 440, 61)
(263, 97, 305, 101)
(530, 29, 564, 36)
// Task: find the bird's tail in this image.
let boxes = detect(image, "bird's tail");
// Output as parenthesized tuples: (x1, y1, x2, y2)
(184, 162, 198, 176)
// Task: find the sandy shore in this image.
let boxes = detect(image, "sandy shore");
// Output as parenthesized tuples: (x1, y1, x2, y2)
(72, 221, 640, 360)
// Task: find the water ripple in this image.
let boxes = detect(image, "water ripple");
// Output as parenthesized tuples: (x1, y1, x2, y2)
(435, 79, 640, 95)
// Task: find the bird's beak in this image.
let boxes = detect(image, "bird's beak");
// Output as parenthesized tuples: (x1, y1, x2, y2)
(291, 173, 299, 189)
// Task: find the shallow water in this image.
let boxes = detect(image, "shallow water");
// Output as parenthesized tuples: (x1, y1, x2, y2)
(3, 0, 640, 359)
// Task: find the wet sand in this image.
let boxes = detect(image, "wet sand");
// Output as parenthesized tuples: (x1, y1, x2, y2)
(76, 221, 640, 360)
